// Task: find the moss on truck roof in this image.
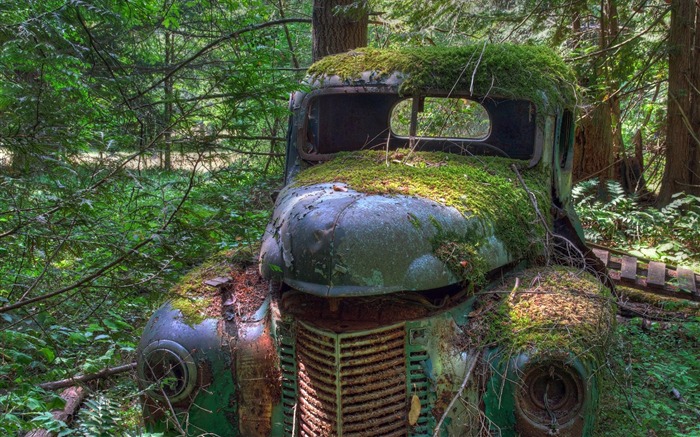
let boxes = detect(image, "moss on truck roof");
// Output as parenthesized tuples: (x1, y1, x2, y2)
(307, 44, 577, 111)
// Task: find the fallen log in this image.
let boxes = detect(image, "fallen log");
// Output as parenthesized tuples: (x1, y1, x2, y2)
(38, 362, 136, 391)
(26, 386, 87, 437)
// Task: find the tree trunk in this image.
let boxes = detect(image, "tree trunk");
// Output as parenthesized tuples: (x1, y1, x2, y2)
(163, 30, 174, 170)
(573, 101, 614, 185)
(691, 2, 700, 194)
(312, 0, 368, 62)
(658, 0, 697, 205)
(572, 0, 616, 188)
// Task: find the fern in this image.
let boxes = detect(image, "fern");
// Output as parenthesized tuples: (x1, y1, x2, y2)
(573, 180, 700, 268)
(75, 396, 121, 437)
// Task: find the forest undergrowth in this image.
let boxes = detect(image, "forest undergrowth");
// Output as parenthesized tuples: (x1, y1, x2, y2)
(0, 160, 278, 436)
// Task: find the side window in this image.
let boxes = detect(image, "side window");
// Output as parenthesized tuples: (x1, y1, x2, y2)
(558, 110, 574, 169)
(390, 97, 490, 139)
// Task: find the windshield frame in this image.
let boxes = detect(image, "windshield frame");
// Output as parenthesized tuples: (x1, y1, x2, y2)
(295, 85, 544, 167)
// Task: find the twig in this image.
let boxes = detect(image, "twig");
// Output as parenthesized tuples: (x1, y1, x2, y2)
(25, 386, 88, 437)
(433, 349, 481, 437)
(128, 18, 311, 102)
(469, 41, 487, 96)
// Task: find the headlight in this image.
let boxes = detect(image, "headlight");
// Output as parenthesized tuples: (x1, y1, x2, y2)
(137, 339, 198, 404)
(516, 362, 585, 430)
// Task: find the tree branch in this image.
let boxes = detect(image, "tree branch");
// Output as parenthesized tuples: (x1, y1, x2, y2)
(38, 363, 136, 391)
(128, 18, 310, 102)
(0, 153, 202, 314)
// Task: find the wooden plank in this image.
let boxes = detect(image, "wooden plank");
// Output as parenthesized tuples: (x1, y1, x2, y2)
(677, 268, 697, 295)
(592, 248, 609, 267)
(620, 255, 637, 282)
(647, 261, 667, 287)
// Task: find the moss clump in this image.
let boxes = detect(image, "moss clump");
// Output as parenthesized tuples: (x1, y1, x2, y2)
(170, 295, 216, 326)
(169, 244, 260, 325)
(307, 45, 577, 111)
(482, 266, 615, 358)
(293, 150, 550, 264)
(434, 240, 489, 286)
(617, 285, 700, 317)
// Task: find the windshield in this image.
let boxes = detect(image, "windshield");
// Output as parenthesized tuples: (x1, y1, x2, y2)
(298, 90, 538, 161)
(390, 97, 491, 139)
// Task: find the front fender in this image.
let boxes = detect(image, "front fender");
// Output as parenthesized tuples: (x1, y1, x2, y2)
(480, 266, 614, 436)
(136, 302, 239, 436)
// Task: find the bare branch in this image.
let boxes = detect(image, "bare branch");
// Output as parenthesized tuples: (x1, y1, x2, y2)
(38, 363, 136, 391)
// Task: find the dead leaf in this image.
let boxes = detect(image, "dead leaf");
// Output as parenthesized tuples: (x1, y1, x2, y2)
(408, 394, 421, 426)
(332, 184, 348, 192)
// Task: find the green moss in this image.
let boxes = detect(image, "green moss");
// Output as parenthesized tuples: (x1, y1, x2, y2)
(171, 295, 215, 326)
(483, 266, 615, 359)
(293, 150, 551, 266)
(407, 212, 421, 230)
(617, 285, 700, 316)
(307, 45, 577, 111)
(434, 240, 489, 286)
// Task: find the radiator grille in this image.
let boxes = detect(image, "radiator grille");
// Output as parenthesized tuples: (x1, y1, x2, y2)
(296, 322, 407, 437)
(279, 322, 297, 435)
(407, 349, 432, 436)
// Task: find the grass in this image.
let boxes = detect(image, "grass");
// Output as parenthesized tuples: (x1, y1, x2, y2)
(597, 319, 700, 436)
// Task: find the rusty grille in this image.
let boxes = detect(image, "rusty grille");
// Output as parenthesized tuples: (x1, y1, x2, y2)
(296, 322, 407, 437)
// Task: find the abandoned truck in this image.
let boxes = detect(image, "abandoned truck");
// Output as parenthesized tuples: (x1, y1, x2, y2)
(137, 45, 616, 436)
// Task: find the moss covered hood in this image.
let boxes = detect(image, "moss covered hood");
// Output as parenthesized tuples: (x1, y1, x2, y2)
(259, 150, 551, 297)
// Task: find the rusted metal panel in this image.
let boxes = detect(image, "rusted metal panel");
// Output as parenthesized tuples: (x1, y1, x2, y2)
(620, 255, 638, 282)
(677, 268, 698, 296)
(296, 322, 407, 437)
(237, 313, 279, 437)
(647, 261, 666, 288)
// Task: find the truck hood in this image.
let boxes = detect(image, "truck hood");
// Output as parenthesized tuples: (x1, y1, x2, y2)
(259, 151, 550, 297)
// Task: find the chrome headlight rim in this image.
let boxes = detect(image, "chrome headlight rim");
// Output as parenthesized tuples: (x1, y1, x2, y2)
(137, 339, 198, 404)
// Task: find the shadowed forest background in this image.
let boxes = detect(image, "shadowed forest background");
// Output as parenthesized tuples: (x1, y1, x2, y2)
(1, 0, 699, 435)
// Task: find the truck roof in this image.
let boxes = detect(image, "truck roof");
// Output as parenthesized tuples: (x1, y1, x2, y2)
(307, 44, 577, 112)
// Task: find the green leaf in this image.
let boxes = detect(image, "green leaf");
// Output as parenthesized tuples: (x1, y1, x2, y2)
(68, 332, 88, 344)
(38, 347, 56, 363)
(9, 350, 33, 365)
(26, 397, 45, 411)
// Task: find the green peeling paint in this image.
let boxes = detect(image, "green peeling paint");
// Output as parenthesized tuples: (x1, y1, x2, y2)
(307, 45, 577, 111)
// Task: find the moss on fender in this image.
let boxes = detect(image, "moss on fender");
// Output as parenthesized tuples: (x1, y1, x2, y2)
(482, 266, 615, 359)
(170, 244, 259, 326)
(307, 45, 577, 111)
